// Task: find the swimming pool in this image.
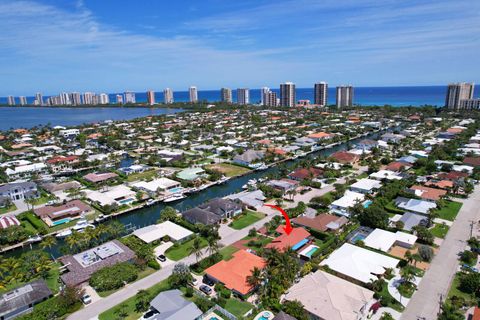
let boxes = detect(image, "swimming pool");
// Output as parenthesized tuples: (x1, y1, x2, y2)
(169, 187, 184, 193)
(363, 200, 373, 208)
(299, 245, 319, 259)
(351, 234, 366, 243)
(53, 218, 71, 226)
(118, 198, 134, 204)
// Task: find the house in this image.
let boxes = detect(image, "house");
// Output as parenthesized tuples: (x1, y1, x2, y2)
(118, 164, 150, 175)
(83, 172, 118, 184)
(5, 163, 47, 180)
(59, 129, 80, 137)
(408, 185, 447, 202)
(176, 168, 206, 181)
(233, 150, 265, 166)
(394, 197, 437, 215)
(288, 167, 323, 181)
(437, 171, 469, 182)
(283, 270, 374, 320)
(265, 226, 311, 252)
(292, 214, 346, 232)
(356, 139, 378, 151)
(46, 155, 79, 173)
(363, 228, 417, 252)
(133, 221, 193, 243)
(294, 137, 316, 147)
(0, 215, 21, 229)
(0, 280, 52, 320)
(85, 185, 136, 206)
(0, 182, 38, 202)
(320, 243, 400, 284)
(329, 191, 365, 217)
(181, 207, 222, 225)
(272, 312, 297, 320)
(267, 179, 298, 192)
(398, 212, 428, 231)
(349, 178, 382, 194)
(41, 181, 82, 194)
(148, 289, 202, 320)
(132, 178, 181, 195)
(464, 157, 480, 168)
(59, 240, 136, 287)
(307, 132, 333, 141)
(34, 200, 94, 226)
(329, 151, 360, 164)
(198, 198, 243, 219)
(385, 161, 412, 172)
(369, 170, 402, 181)
(424, 180, 453, 190)
(381, 133, 405, 143)
(205, 250, 266, 296)
(225, 190, 266, 210)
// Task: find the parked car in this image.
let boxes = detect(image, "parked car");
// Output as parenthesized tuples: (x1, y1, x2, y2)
(202, 276, 214, 286)
(140, 309, 159, 320)
(157, 254, 166, 262)
(199, 285, 212, 295)
(81, 294, 92, 305)
(190, 276, 198, 286)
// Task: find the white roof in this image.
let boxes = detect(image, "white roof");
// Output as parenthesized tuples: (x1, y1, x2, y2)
(85, 185, 135, 206)
(350, 178, 382, 191)
(132, 178, 180, 192)
(331, 191, 365, 209)
(320, 243, 399, 283)
(6, 163, 46, 175)
(133, 221, 193, 243)
(284, 270, 374, 320)
(369, 170, 402, 181)
(364, 229, 417, 252)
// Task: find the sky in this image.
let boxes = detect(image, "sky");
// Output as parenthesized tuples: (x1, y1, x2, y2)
(1, 0, 479, 96)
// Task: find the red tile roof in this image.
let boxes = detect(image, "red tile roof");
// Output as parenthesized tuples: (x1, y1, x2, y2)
(437, 171, 469, 181)
(308, 132, 333, 139)
(330, 151, 360, 164)
(288, 167, 324, 180)
(47, 155, 79, 164)
(410, 185, 447, 201)
(385, 161, 411, 172)
(265, 227, 311, 252)
(473, 307, 480, 320)
(205, 250, 266, 295)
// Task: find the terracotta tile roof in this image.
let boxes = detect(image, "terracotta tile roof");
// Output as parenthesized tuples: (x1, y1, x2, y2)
(446, 128, 464, 134)
(464, 157, 480, 167)
(46, 155, 79, 164)
(83, 172, 118, 183)
(473, 307, 480, 320)
(308, 132, 333, 139)
(385, 161, 411, 172)
(288, 167, 324, 180)
(265, 227, 311, 252)
(205, 250, 266, 295)
(292, 214, 338, 232)
(330, 151, 360, 164)
(410, 185, 447, 201)
(424, 180, 453, 190)
(437, 171, 469, 181)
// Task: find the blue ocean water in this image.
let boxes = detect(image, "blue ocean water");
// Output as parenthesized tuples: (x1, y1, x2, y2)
(3, 86, 477, 107)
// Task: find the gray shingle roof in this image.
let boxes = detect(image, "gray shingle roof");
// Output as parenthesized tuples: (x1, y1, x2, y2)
(150, 289, 202, 320)
(0, 280, 52, 318)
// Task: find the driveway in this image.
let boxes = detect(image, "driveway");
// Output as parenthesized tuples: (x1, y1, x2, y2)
(401, 185, 480, 320)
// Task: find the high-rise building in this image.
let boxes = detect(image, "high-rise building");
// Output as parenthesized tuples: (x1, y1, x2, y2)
(336, 85, 354, 108)
(189, 86, 198, 103)
(125, 91, 136, 104)
(280, 82, 296, 107)
(237, 88, 250, 105)
(7, 96, 15, 106)
(83, 92, 94, 105)
(60, 92, 71, 105)
(445, 82, 474, 109)
(146, 90, 155, 105)
(314, 82, 328, 106)
(70, 92, 81, 106)
(459, 99, 480, 110)
(261, 87, 270, 106)
(264, 90, 278, 107)
(220, 88, 232, 103)
(34, 92, 43, 106)
(99, 93, 109, 105)
(116, 94, 124, 104)
(19, 96, 27, 105)
(163, 88, 174, 104)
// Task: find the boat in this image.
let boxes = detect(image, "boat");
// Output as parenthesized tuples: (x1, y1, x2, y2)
(163, 194, 186, 203)
(56, 219, 95, 238)
(254, 164, 268, 171)
(146, 199, 156, 206)
(26, 235, 42, 243)
(94, 214, 107, 224)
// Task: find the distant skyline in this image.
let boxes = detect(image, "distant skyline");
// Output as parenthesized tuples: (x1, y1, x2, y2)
(1, 0, 479, 96)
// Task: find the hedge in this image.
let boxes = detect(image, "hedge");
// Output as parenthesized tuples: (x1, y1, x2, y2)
(190, 253, 222, 273)
(19, 212, 48, 234)
(89, 262, 139, 292)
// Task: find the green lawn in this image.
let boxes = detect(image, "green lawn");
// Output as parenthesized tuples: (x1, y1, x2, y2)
(448, 272, 476, 306)
(97, 267, 157, 297)
(378, 282, 404, 312)
(431, 223, 450, 239)
(224, 298, 253, 318)
(243, 235, 273, 251)
(436, 201, 463, 221)
(99, 278, 171, 320)
(205, 163, 251, 177)
(126, 169, 158, 182)
(31, 193, 55, 206)
(219, 246, 239, 260)
(165, 237, 208, 261)
(0, 203, 17, 214)
(229, 211, 265, 230)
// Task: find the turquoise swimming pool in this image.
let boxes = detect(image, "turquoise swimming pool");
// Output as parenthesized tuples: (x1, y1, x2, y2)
(118, 198, 134, 204)
(169, 187, 184, 193)
(304, 247, 318, 258)
(363, 200, 373, 208)
(53, 218, 71, 226)
(351, 233, 366, 243)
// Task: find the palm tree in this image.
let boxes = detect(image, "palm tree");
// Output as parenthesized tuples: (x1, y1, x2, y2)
(39, 236, 57, 250)
(404, 250, 413, 265)
(206, 236, 219, 257)
(66, 230, 82, 250)
(246, 267, 264, 292)
(400, 265, 416, 285)
(189, 237, 204, 263)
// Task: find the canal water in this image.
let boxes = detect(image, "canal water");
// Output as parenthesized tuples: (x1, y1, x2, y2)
(9, 129, 391, 258)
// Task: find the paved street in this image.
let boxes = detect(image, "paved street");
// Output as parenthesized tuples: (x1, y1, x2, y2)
(401, 186, 480, 320)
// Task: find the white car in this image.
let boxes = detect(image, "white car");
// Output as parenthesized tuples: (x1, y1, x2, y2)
(81, 294, 92, 305)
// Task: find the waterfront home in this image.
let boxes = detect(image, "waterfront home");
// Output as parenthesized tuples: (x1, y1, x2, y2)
(84, 185, 136, 206)
(437, 171, 469, 182)
(385, 161, 412, 172)
(59, 240, 136, 287)
(329, 191, 365, 217)
(356, 139, 378, 151)
(292, 214, 347, 233)
(398, 212, 429, 231)
(329, 151, 360, 165)
(131, 178, 181, 195)
(288, 167, 324, 181)
(148, 289, 202, 320)
(198, 198, 242, 219)
(175, 168, 206, 181)
(41, 181, 82, 194)
(349, 178, 382, 194)
(205, 250, 266, 297)
(181, 207, 221, 225)
(307, 132, 333, 141)
(320, 243, 400, 284)
(408, 185, 447, 202)
(381, 133, 405, 143)
(157, 149, 184, 162)
(83, 172, 119, 184)
(0, 182, 38, 202)
(0, 280, 52, 320)
(46, 155, 79, 173)
(118, 164, 150, 175)
(133, 221, 193, 243)
(294, 137, 316, 147)
(5, 163, 47, 180)
(233, 149, 265, 167)
(267, 179, 298, 192)
(265, 226, 311, 252)
(363, 228, 417, 252)
(394, 197, 437, 215)
(58, 128, 80, 137)
(283, 270, 374, 320)
(225, 190, 266, 210)
(34, 200, 94, 226)
(0, 215, 21, 229)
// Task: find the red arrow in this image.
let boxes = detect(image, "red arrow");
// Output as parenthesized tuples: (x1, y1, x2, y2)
(264, 204, 293, 235)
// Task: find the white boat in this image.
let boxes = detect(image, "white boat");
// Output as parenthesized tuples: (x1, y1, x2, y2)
(146, 199, 156, 206)
(26, 235, 42, 243)
(255, 164, 268, 171)
(56, 219, 95, 238)
(164, 194, 185, 203)
(94, 214, 107, 224)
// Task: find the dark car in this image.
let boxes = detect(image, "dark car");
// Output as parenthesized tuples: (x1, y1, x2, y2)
(157, 254, 166, 262)
(199, 285, 212, 295)
(202, 276, 214, 286)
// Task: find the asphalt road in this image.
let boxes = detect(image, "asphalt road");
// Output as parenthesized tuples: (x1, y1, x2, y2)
(401, 185, 480, 320)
